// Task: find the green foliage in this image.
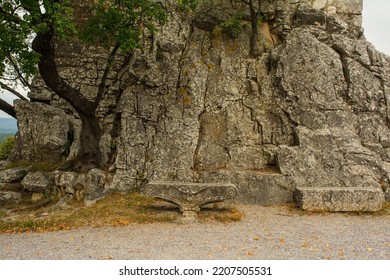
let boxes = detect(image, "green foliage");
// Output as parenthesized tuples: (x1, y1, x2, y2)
(0, 0, 77, 80)
(177, 0, 201, 11)
(0, 0, 198, 84)
(45, 1, 78, 39)
(0, 0, 171, 85)
(220, 15, 243, 38)
(0, 136, 15, 160)
(80, 0, 167, 51)
(258, 13, 265, 23)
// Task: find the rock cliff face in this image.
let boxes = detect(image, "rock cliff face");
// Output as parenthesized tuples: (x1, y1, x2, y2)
(12, 0, 390, 208)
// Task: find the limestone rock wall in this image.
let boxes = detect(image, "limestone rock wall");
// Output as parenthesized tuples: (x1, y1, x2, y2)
(14, 0, 389, 205)
(107, 0, 381, 205)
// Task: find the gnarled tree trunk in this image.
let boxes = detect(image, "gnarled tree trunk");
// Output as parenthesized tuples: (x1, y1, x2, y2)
(248, 0, 260, 57)
(32, 28, 103, 170)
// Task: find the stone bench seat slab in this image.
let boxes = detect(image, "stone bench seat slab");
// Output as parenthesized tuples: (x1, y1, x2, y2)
(295, 187, 384, 212)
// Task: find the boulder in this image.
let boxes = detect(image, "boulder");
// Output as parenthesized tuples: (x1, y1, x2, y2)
(54, 171, 85, 197)
(0, 160, 10, 170)
(53, 169, 108, 201)
(0, 167, 30, 183)
(13, 100, 81, 163)
(0, 191, 22, 206)
(21, 171, 53, 193)
(85, 169, 107, 200)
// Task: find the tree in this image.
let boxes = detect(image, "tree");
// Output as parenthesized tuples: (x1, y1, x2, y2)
(0, 0, 168, 170)
(241, 0, 262, 57)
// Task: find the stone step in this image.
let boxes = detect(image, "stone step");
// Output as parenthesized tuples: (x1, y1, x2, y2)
(142, 181, 238, 219)
(195, 169, 294, 205)
(295, 187, 385, 212)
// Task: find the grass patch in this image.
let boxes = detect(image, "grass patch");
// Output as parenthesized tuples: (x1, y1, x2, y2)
(198, 207, 243, 223)
(0, 193, 242, 233)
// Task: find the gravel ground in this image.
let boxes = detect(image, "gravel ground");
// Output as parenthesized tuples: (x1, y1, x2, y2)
(0, 205, 389, 260)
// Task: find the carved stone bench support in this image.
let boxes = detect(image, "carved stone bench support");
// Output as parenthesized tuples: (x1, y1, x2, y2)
(142, 181, 238, 219)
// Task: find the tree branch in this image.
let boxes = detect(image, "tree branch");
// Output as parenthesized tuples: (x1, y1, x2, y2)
(96, 43, 121, 106)
(0, 97, 16, 118)
(0, 81, 29, 101)
(0, 7, 27, 25)
(6, 55, 32, 89)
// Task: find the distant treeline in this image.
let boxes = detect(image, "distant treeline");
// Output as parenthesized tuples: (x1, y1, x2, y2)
(0, 133, 15, 144)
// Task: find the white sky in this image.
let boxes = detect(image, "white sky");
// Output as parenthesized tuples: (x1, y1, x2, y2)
(0, 1, 389, 118)
(363, 0, 390, 55)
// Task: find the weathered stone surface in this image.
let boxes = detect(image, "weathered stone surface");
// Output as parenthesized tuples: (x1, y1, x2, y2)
(295, 187, 385, 212)
(193, 5, 229, 32)
(143, 181, 237, 218)
(274, 25, 390, 201)
(0, 191, 22, 206)
(195, 170, 294, 205)
(294, 6, 327, 27)
(0, 161, 10, 170)
(385, 189, 390, 202)
(106, 0, 387, 210)
(54, 171, 81, 190)
(13, 100, 81, 163)
(54, 169, 108, 201)
(112, 13, 296, 203)
(0, 167, 30, 183)
(85, 169, 107, 200)
(21, 172, 53, 193)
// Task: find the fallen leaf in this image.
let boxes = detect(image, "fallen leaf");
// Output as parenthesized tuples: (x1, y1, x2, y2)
(301, 243, 309, 248)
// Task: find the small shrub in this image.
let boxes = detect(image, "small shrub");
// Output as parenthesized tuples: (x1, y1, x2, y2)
(0, 136, 15, 160)
(220, 15, 243, 38)
(177, 0, 201, 12)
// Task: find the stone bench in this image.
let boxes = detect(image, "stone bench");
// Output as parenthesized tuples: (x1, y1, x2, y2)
(295, 187, 384, 212)
(142, 181, 238, 219)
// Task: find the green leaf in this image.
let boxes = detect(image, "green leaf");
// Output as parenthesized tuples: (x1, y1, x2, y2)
(80, 0, 167, 51)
